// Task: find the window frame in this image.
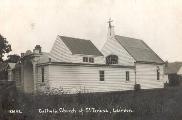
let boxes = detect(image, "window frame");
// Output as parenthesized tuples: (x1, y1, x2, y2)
(41, 67, 44, 83)
(99, 70, 105, 81)
(157, 66, 160, 80)
(106, 55, 118, 64)
(126, 71, 130, 81)
(83, 57, 88, 62)
(89, 57, 94, 63)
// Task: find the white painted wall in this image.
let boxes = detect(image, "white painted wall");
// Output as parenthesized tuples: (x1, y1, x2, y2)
(71, 54, 104, 64)
(136, 63, 165, 89)
(42, 65, 135, 93)
(36, 65, 49, 92)
(50, 36, 73, 62)
(101, 27, 166, 89)
(50, 36, 104, 64)
(101, 35, 135, 66)
(177, 66, 182, 75)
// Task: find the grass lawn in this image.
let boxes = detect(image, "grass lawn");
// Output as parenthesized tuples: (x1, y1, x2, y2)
(1, 86, 182, 120)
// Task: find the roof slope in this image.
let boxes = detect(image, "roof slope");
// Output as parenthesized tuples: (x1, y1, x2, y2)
(115, 35, 164, 64)
(167, 62, 182, 74)
(59, 36, 103, 56)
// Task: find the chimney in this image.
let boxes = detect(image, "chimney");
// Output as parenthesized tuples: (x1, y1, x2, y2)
(107, 18, 115, 38)
(21, 53, 25, 57)
(33, 45, 41, 54)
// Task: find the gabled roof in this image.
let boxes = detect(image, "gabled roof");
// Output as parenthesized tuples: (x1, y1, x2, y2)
(115, 35, 164, 64)
(59, 36, 103, 56)
(167, 62, 182, 74)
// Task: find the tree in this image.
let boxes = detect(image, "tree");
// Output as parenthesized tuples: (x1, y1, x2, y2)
(5, 54, 20, 63)
(0, 34, 11, 62)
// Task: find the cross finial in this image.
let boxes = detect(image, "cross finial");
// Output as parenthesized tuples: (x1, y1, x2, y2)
(108, 18, 113, 28)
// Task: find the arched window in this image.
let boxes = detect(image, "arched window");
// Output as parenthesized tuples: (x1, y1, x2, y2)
(106, 55, 118, 64)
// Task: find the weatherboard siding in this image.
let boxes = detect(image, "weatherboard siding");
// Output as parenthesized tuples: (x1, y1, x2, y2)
(101, 36, 135, 66)
(50, 36, 72, 62)
(71, 54, 105, 64)
(47, 65, 135, 93)
(50, 36, 104, 64)
(36, 66, 49, 92)
(136, 63, 165, 89)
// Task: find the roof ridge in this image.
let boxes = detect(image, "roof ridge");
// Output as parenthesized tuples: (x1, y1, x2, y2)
(59, 35, 90, 41)
(115, 35, 143, 41)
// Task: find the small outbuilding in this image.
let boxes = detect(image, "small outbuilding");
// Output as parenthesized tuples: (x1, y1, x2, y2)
(167, 62, 182, 86)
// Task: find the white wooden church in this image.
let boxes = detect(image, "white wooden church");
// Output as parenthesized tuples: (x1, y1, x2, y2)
(12, 21, 168, 94)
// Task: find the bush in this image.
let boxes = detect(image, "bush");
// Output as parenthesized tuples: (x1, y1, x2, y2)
(134, 84, 141, 91)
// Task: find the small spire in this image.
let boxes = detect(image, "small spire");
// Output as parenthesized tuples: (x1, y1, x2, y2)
(108, 18, 113, 28)
(108, 18, 114, 36)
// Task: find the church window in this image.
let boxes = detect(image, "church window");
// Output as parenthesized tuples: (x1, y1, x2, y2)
(106, 55, 118, 64)
(99, 70, 105, 81)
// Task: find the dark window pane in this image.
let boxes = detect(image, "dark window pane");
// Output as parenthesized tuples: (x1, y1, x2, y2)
(126, 71, 129, 81)
(157, 66, 160, 80)
(41, 68, 44, 82)
(83, 57, 88, 62)
(89, 57, 94, 63)
(99, 70, 104, 81)
(157, 70, 160, 80)
(106, 55, 118, 64)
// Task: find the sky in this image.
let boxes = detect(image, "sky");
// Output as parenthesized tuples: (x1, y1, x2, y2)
(0, 0, 182, 62)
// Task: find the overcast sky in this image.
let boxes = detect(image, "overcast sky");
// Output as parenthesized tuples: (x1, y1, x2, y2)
(0, 0, 182, 62)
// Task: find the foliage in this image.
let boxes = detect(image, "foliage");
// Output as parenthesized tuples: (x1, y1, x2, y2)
(38, 86, 65, 95)
(134, 84, 141, 91)
(0, 34, 11, 62)
(5, 54, 20, 63)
